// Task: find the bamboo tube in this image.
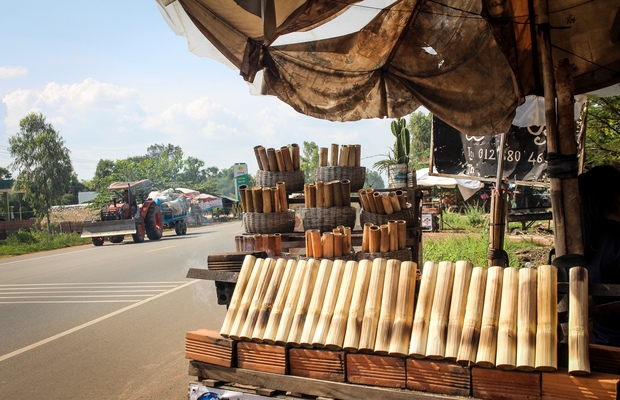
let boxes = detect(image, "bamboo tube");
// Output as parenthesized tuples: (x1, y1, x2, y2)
(304, 184, 311, 208)
(381, 193, 394, 215)
(263, 259, 298, 344)
(234, 235, 243, 252)
(569, 266, 590, 375)
(251, 187, 263, 213)
(388, 220, 399, 252)
(229, 258, 265, 340)
(445, 260, 473, 360)
(270, 187, 278, 213)
(341, 180, 351, 206)
(276, 182, 288, 211)
(397, 220, 407, 250)
(305, 230, 313, 258)
(359, 189, 370, 211)
(319, 147, 328, 167)
(274, 259, 307, 345)
(261, 234, 270, 255)
(353, 144, 361, 166)
(368, 225, 380, 253)
(374, 259, 402, 354)
(389, 192, 401, 212)
(220, 255, 257, 337)
(300, 259, 334, 347)
(362, 222, 372, 252)
(330, 143, 339, 166)
(365, 188, 378, 213)
(325, 260, 358, 350)
(310, 229, 322, 258)
(261, 187, 272, 213)
(242, 235, 254, 251)
(323, 181, 333, 208)
(311, 260, 347, 347)
(240, 258, 276, 340)
(409, 261, 439, 358)
(456, 266, 488, 365)
(396, 190, 407, 209)
(238, 185, 248, 212)
(339, 145, 350, 167)
(426, 261, 456, 359)
(516, 267, 537, 371)
(275, 149, 285, 172)
(343, 259, 373, 352)
(257, 146, 269, 171)
(272, 233, 282, 256)
(379, 224, 389, 253)
(267, 148, 278, 172)
(535, 264, 558, 371)
(244, 185, 254, 212)
(254, 145, 265, 170)
(347, 144, 356, 167)
(281, 145, 294, 171)
(322, 231, 334, 258)
(343, 226, 352, 254)
(315, 181, 324, 208)
(388, 261, 417, 356)
(307, 184, 316, 208)
(373, 192, 386, 214)
(358, 258, 387, 352)
(287, 259, 320, 346)
(291, 143, 300, 170)
(332, 180, 343, 206)
(496, 267, 519, 370)
(333, 231, 343, 257)
(475, 266, 504, 368)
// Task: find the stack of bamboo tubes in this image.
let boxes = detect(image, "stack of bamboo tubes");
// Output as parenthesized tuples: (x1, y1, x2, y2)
(303, 180, 352, 208)
(318, 143, 362, 167)
(305, 226, 353, 258)
(360, 221, 407, 253)
(358, 188, 407, 215)
(234, 234, 283, 257)
(239, 183, 288, 213)
(254, 144, 300, 172)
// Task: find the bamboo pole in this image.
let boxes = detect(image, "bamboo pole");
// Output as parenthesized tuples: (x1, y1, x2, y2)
(240, 258, 276, 340)
(339, 145, 350, 167)
(374, 259, 402, 354)
(220, 255, 257, 337)
(263, 259, 298, 344)
(312, 259, 346, 348)
(291, 143, 300, 170)
(325, 260, 358, 350)
(389, 192, 401, 212)
(389, 261, 417, 356)
(300, 259, 334, 347)
(388, 220, 399, 252)
(310, 229, 322, 258)
(315, 181, 324, 208)
(409, 261, 439, 358)
(535, 265, 558, 371)
(358, 258, 387, 353)
(476, 266, 503, 368)
(319, 147, 328, 167)
(322, 231, 334, 259)
(379, 224, 389, 253)
(397, 220, 407, 250)
(373, 192, 385, 214)
(456, 266, 488, 366)
(341, 180, 351, 206)
(275, 149, 285, 172)
(254, 145, 265, 170)
(257, 146, 269, 171)
(281, 145, 293, 171)
(267, 148, 278, 172)
(426, 261, 456, 359)
(382, 193, 394, 215)
(276, 182, 288, 211)
(332, 180, 343, 206)
(229, 258, 265, 340)
(287, 259, 320, 346)
(368, 225, 380, 253)
(569, 266, 590, 375)
(330, 143, 339, 166)
(445, 260, 473, 360)
(496, 267, 519, 370)
(343, 259, 373, 352)
(274, 259, 306, 345)
(516, 267, 538, 371)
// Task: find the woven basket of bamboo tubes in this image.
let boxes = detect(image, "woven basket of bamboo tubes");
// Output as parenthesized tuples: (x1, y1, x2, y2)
(243, 210, 296, 234)
(298, 252, 356, 262)
(354, 248, 413, 262)
(359, 203, 415, 226)
(314, 166, 366, 191)
(302, 206, 356, 232)
(256, 170, 305, 193)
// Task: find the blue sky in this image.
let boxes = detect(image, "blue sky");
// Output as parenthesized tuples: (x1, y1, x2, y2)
(0, 0, 406, 182)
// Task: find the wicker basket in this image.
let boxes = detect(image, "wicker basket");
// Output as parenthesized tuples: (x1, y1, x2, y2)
(256, 170, 305, 193)
(297, 252, 356, 262)
(355, 248, 413, 262)
(314, 166, 366, 192)
(302, 206, 356, 232)
(360, 203, 415, 227)
(243, 210, 296, 234)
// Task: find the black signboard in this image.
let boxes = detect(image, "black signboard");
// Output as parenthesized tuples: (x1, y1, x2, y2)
(432, 116, 547, 182)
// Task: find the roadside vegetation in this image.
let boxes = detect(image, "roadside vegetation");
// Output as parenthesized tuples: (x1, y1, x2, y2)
(0, 230, 90, 257)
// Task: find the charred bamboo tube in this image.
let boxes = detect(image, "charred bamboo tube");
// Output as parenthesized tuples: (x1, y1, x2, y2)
(388, 220, 399, 252)
(332, 180, 343, 206)
(304, 184, 311, 208)
(254, 145, 265, 170)
(257, 146, 269, 171)
(291, 143, 300, 170)
(456, 266, 488, 365)
(374, 259, 402, 354)
(287, 259, 320, 346)
(569, 266, 589, 375)
(369, 225, 381, 253)
(311, 259, 346, 347)
(330, 143, 339, 166)
(361, 222, 372, 252)
(220, 255, 257, 337)
(496, 267, 519, 370)
(333, 231, 343, 257)
(373, 192, 386, 214)
(366, 188, 378, 213)
(389, 261, 417, 356)
(379, 224, 389, 253)
(382, 193, 394, 215)
(319, 147, 328, 167)
(396, 190, 406, 209)
(305, 230, 313, 258)
(426, 261, 456, 359)
(240, 258, 276, 340)
(475, 266, 503, 368)
(339, 145, 350, 167)
(397, 220, 407, 250)
(341, 180, 351, 206)
(281, 145, 294, 171)
(251, 186, 263, 213)
(300, 259, 334, 347)
(307, 184, 316, 208)
(325, 260, 358, 349)
(323, 181, 334, 208)
(310, 229, 322, 258)
(276, 182, 288, 211)
(322, 231, 334, 259)
(445, 260, 473, 360)
(275, 149, 285, 172)
(535, 265, 558, 372)
(358, 258, 387, 353)
(389, 192, 401, 212)
(267, 148, 278, 172)
(261, 187, 272, 213)
(315, 181, 324, 208)
(263, 259, 298, 344)
(274, 259, 307, 345)
(343, 259, 373, 352)
(516, 267, 537, 371)
(409, 261, 439, 358)
(229, 258, 265, 340)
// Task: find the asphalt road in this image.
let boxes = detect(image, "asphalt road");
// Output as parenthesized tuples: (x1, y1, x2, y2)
(0, 220, 244, 399)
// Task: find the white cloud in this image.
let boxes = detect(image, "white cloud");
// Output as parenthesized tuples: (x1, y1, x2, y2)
(0, 66, 28, 79)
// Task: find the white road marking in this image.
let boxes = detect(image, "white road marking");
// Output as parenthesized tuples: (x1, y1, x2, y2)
(144, 246, 175, 253)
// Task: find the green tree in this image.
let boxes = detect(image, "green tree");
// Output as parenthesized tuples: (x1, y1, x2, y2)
(300, 141, 319, 183)
(584, 96, 620, 168)
(9, 112, 74, 230)
(408, 111, 432, 169)
(364, 170, 385, 188)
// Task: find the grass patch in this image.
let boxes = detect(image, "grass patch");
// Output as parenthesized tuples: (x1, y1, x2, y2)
(0, 229, 90, 257)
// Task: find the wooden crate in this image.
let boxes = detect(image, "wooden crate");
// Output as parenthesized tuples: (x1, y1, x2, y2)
(407, 359, 471, 397)
(185, 329, 236, 368)
(237, 342, 287, 375)
(590, 344, 620, 375)
(542, 370, 620, 400)
(472, 367, 541, 400)
(289, 348, 346, 382)
(347, 353, 406, 388)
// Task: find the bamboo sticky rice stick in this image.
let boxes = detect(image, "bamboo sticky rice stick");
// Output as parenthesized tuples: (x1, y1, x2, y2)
(281, 145, 294, 171)
(409, 261, 439, 358)
(369, 225, 381, 253)
(373, 192, 385, 214)
(315, 181, 324, 208)
(251, 187, 263, 213)
(319, 147, 328, 167)
(496, 267, 519, 370)
(333, 231, 343, 257)
(475, 266, 503, 368)
(257, 146, 269, 171)
(240, 258, 276, 340)
(535, 265, 558, 372)
(426, 261, 456, 359)
(323, 181, 334, 208)
(379, 224, 389, 253)
(374, 259, 402, 354)
(287, 259, 320, 346)
(339, 145, 350, 167)
(263, 259, 298, 344)
(275, 149, 285, 172)
(254, 145, 265, 170)
(397, 220, 407, 250)
(388, 220, 399, 252)
(291, 143, 300, 170)
(276, 182, 288, 211)
(358, 258, 387, 353)
(310, 229, 322, 258)
(457, 266, 488, 365)
(341, 180, 351, 206)
(274, 259, 306, 345)
(389, 261, 417, 356)
(569, 266, 589, 375)
(330, 143, 339, 166)
(332, 180, 343, 206)
(261, 187, 272, 213)
(325, 260, 358, 350)
(300, 259, 334, 347)
(267, 148, 278, 172)
(220, 255, 257, 337)
(516, 267, 537, 371)
(389, 192, 401, 212)
(322, 231, 334, 259)
(310, 259, 345, 347)
(229, 258, 265, 340)
(381, 193, 394, 215)
(444, 261, 473, 360)
(343, 259, 373, 352)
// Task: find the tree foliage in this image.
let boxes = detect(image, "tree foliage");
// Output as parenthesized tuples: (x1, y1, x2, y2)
(408, 111, 432, 169)
(584, 96, 620, 168)
(300, 141, 319, 183)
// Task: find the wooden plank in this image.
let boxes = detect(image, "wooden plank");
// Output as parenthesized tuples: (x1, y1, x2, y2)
(472, 367, 541, 400)
(185, 330, 236, 368)
(590, 344, 620, 375)
(347, 354, 406, 389)
(407, 359, 471, 397)
(289, 348, 346, 382)
(237, 342, 287, 375)
(542, 370, 620, 400)
(186, 268, 239, 282)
